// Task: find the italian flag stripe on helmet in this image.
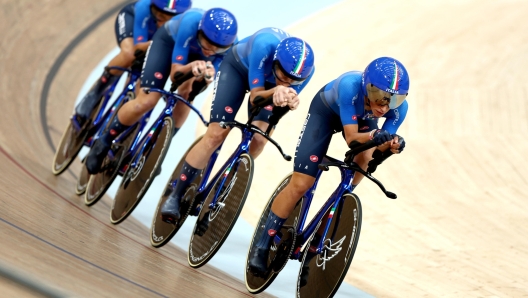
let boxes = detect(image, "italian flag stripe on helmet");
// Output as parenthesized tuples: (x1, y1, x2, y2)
(292, 40, 307, 76)
(168, 0, 176, 9)
(390, 61, 399, 91)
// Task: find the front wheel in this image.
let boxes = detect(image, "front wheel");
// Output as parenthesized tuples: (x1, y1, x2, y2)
(296, 193, 362, 298)
(84, 123, 140, 206)
(110, 117, 173, 224)
(245, 173, 304, 294)
(188, 153, 254, 268)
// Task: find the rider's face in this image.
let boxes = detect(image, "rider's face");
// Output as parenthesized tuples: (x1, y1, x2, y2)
(368, 98, 390, 117)
(151, 8, 174, 27)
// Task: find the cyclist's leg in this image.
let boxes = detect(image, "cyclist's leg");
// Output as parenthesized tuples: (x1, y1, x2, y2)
(160, 49, 248, 222)
(249, 87, 341, 274)
(75, 4, 135, 122)
(245, 82, 275, 158)
(350, 119, 378, 188)
(85, 26, 173, 174)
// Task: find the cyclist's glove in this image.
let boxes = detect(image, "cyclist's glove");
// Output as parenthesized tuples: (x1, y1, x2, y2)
(392, 134, 405, 152)
(371, 129, 392, 146)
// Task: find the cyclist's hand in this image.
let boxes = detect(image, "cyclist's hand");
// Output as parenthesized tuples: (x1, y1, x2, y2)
(390, 134, 405, 153)
(287, 91, 299, 110)
(371, 129, 392, 146)
(190, 61, 214, 81)
(273, 86, 295, 107)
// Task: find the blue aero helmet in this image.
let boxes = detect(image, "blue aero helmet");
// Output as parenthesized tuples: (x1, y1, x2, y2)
(273, 37, 315, 85)
(151, 0, 192, 15)
(362, 57, 409, 109)
(198, 8, 238, 50)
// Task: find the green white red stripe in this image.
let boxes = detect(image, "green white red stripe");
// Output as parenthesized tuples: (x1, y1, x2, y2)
(328, 206, 336, 219)
(292, 41, 307, 76)
(389, 61, 399, 90)
(168, 0, 177, 9)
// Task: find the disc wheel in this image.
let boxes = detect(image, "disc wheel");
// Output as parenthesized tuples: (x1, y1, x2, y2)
(110, 117, 173, 224)
(245, 173, 304, 294)
(51, 98, 103, 175)
(188, 153, 254, 268)
(75, 157, 90, 195)
(150, 135, 207, 247)
(84, 123, 140, 206)
(296, 193, 362, 298)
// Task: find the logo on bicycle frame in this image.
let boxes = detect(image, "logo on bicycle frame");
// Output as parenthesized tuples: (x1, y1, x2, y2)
(345, 208, 359, 263)
(316, 236, 347, 270)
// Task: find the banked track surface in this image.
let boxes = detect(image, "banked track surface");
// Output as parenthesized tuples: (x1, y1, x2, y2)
(198, 0, 528, 297)
(0, 0, 272, 296)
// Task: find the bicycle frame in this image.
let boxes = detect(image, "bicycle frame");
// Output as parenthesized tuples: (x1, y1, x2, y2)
(126, 87, 210, 174)
(75, 66, 141, 147)
(190, 126, 256, 216)
(287, 156, 356, 260)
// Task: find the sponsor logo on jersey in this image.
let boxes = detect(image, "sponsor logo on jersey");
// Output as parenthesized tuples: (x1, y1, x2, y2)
(225, 106, 233, 114)
(310, 155, 318, 162)
(252, 78, 259, 85)
(352, 115, 357, 121)
(264, 105, 273, 111)
(176, 55, 183, 61)
(180, 174, 187, 181)
(137, 36, 144, 42)
(268, 229, 277, 237)
(154, 72, 163, 79)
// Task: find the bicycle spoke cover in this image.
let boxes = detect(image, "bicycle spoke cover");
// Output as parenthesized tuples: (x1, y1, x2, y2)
(110, 117, 172, 224)
(297, 193, 362, 298)
(188, 153, 254, 268)
(150, 136, 206, 248)
(246, 174, 304, 294)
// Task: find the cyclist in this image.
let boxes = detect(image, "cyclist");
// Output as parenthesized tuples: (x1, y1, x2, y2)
(248, 57, 410, 278)
(159, 27, 316, 224)
(74, 0, 192, 127)
(85, 7, 238, 174)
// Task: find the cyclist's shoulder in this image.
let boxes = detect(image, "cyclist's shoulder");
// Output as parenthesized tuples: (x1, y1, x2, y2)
(134, 0, 151, 13)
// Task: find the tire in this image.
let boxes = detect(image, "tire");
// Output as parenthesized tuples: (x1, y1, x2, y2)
(110, 116, 173, 224)
(245, 173, 304, 294)
(51, 98, 103, 175)
(75, 158, 90, 195)
(296, 193, 362, 298)
(150, 135, 207, 248)
(84, 123, 140, 206)
(188, 153, 254, 268)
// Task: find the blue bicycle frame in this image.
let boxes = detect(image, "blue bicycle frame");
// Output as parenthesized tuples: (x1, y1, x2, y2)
(125, 87, 211, 177)
(287, 156, 356, 259)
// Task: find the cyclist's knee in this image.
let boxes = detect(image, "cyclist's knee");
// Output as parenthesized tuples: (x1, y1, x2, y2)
(120, 48, 136, 65)
(203, 124, 229, 149)
(249, 134, 267, 157)
(286, 174, 315, 198)
(354, 149, 374, 168)
(131, 93, 159, 114)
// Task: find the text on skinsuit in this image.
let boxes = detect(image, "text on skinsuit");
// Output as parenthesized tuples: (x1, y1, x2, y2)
(118, 13, 126, 35)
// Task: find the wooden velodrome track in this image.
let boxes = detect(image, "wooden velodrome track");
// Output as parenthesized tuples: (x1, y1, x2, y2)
(1, 0, 527, 297)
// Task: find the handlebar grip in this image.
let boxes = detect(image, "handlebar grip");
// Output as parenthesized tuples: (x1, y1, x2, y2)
(170, 71, 194, 92)
(347, 139, 377, 156)
(253, 96, 273, 107)
(268, 106, 290, 127)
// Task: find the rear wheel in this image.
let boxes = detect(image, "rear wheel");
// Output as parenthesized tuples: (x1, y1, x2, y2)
(188, 153, 254, 268)
(245, 173, 304, 294)
(84, 123, 140, 206)
(51, 98, 103, 175)
(296, 193, 362, 298)
(110, 117, 173, 224)
(75, 157, 90, 195)
(150, 135, 207, 248)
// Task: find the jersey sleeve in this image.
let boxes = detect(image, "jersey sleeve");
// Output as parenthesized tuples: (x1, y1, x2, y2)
(338, 76, 360, 126)
(247, 36, 272, 90)
(133, 1, 150, 45)
(381, 99, 408, 134)
(170, 21, 196, 64)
